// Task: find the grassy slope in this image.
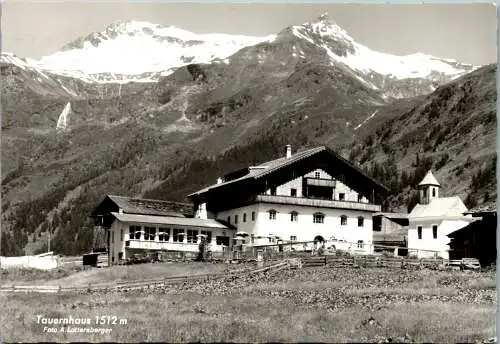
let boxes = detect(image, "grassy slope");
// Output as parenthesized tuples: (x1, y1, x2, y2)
(0, 267, 495, 343)
(0, 262, 232, 287)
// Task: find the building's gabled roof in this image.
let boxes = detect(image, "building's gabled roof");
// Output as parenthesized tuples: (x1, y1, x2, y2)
(110, 212, 231, 229)
(408, 196, 468, 219)
(418, 170, 440, 187)
(447, 218, 485, 238)
(91, 195, 194, 217)
(188, 146, 389, 198)
(464, 201, 497, 216)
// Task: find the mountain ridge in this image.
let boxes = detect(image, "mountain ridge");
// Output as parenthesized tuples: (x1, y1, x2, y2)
(2, 15, 477, 92)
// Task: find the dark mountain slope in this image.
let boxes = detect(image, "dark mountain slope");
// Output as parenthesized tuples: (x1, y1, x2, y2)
(145, 65, 496, 212)
(1, 52, 387, 256)
(344, 64, 496, 211)
(2, 64, 495, 256)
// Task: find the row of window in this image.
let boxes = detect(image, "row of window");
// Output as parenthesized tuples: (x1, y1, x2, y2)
(127, 226, 213, 243)
(252, 235, 365, 249)
(417, 225, 438, 240)
(228, 211, 257, 225)
(268, 210, 364, 227)
(226, 210, 364, 227)
(274, 187, 361, 202)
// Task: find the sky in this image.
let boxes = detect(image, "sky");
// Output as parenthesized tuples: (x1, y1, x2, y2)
(1, 2, 497, 65)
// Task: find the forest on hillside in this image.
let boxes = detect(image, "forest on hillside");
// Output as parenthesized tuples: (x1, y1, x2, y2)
(1, 132, 495, 257)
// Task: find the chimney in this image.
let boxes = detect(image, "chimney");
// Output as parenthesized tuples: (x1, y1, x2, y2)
(286, 144, 292, 158)
(216, 177, 223, 184)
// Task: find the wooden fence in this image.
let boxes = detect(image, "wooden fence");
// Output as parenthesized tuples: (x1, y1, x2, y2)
(301, 255, 481, 270)
(0, 260, 291, 294)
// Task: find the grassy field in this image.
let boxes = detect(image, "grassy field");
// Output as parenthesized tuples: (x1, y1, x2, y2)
(0, 265, 496, 343)
(0, 262, 238, 287)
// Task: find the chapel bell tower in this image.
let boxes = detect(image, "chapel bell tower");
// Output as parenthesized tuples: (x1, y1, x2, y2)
(418, 170, 441, 205)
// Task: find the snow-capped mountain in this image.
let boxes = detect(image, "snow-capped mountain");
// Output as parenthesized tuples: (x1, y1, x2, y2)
(30, 20, 276, 83)
(1, 15, 477, 88)
(284, 15, 477, 97)
(291, 18, 476, 81)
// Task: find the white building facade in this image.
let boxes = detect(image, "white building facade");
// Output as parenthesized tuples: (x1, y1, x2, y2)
(407, 171, 474, 259)
(90, 195, 233, 265)
(189, 146, 389, 254)
(107, 213, 232, 264)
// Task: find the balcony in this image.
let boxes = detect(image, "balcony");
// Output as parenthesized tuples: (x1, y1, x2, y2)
(126, 239, 198, 251)
(125, 239, 229, 252)
(305, 177, 336, 188)
(255, 194, 381, 212)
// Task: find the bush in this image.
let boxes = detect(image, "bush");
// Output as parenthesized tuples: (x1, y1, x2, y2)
(435, 153, 450, 171)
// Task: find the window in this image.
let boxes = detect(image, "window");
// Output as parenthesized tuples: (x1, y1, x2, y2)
(251, 211, 256, 221)
(216, 236, 230, 246)
(251, 234, 255, 244)
(200, 230, 212, 243)
(243, 213, 247, 222)
(357, 240, 364, 249)
(290, 235, 297, 241)
(313, 213, 325, 224)
(339, 193, 345, 201)
(270, 187, 277, 195)
(173, 228, 185, 243)
(423, 189, 427, 197)
(144, 227, 156, 241)
(357, 194, 363, 202)
(118, 252, 123, 260)
(315, 171, 320, 179)
(417, 226, 423, 240)
(358, 217, 364, 227)
(291, 188, 297, 197)
(290, 211, 298, 222)
(340, 215, 347, 226)
(120, 229, 124, 241)
(158, 228, 170, 242)
(269, 209, 277, 220)
(235, 215, 238, 224)
(432, 225, 438, 239)
(227, 216, 230, 224)
(129, 225, 141, 240)
(187, 230, 198, 243)
(432, 188, 436, 197)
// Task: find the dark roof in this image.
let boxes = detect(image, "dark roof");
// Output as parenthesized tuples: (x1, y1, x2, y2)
(373, 212, 408, 219)
(447, 218, 488, 238)
(91, 195, 194, 217)
(111, 212, 231, 229)
(188, 146, 389, 197)
(464, 201, 497, 216)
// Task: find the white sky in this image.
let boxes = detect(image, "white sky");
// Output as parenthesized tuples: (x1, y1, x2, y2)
(1, 2, 497, 65)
